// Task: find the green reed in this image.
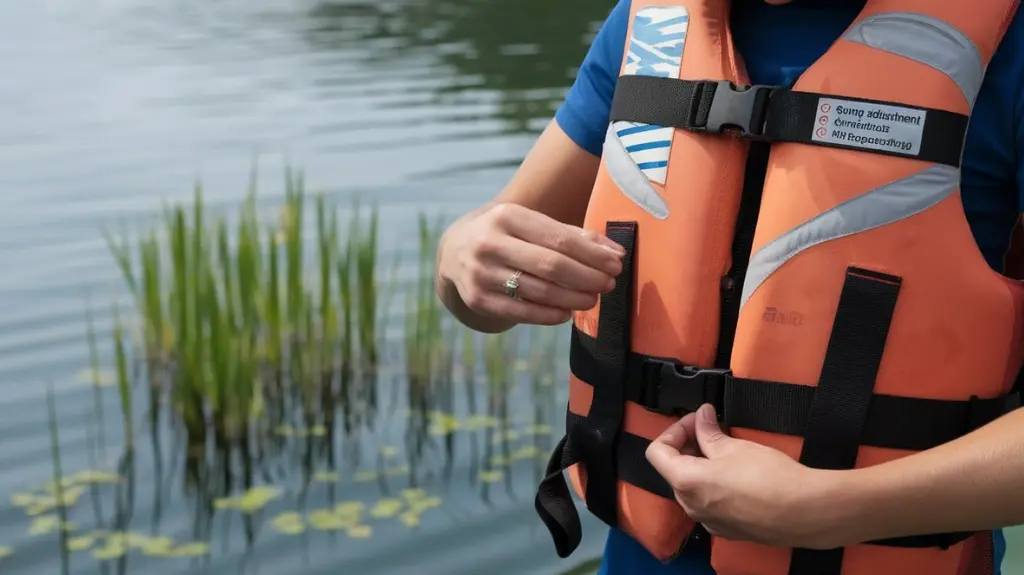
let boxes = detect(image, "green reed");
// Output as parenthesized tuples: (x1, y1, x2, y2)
(97, 169, 393, 461)
(93, 165, 572, 501)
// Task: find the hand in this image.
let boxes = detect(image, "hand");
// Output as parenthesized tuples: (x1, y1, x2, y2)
(645, 404, 844, 549)
(437, 202, 625, 327)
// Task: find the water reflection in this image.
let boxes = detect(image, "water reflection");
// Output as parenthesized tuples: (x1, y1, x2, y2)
(0, 0, 621, 571)
(304, 0, 616, 135)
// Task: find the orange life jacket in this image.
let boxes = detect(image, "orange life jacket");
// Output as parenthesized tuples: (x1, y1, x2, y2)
(534, 1, 1024, 574)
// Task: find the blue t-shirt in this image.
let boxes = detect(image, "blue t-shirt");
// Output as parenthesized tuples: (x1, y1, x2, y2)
(553, 0, 1024, 573)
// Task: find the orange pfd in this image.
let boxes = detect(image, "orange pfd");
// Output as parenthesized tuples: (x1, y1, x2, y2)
(534, 1, 1024, 575)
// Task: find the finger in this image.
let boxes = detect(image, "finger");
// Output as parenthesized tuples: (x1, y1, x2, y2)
(496, 235, 618, 294)
(677, 412, 701, 457)
(486, 266, 598, 311)
(650, 412, 698, 452)
(493, 206, 625, 276)
(459, 282, 572, 326)
(646, 423, 707, 490)
(694, 404, 734, 458)
(647, 448, 706, 492)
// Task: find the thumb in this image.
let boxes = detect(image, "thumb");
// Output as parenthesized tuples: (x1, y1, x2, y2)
(645, 415, 707, 489)
(694, 403, 735, 458)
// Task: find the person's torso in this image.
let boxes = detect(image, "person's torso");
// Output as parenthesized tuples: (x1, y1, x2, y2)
(598, 1, 1024, 573)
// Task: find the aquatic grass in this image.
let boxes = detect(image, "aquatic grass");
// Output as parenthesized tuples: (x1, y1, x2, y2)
(97, 169, 397, 486)
(84, 297, 107, 461)
(85, 166, 575, 555)
(45, 383, 71, 575)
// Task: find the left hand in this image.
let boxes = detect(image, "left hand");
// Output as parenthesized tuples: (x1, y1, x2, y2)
(645, 404, 845, 549)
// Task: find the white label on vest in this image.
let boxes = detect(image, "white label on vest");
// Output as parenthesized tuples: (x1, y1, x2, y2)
(810, 97, 926, 156)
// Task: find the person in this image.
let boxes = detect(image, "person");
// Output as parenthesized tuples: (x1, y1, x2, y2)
(433, 0, 1024, 573)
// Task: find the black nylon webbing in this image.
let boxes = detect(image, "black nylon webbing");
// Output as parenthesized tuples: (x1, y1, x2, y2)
(610, 74, 719, 131)
(762, 90, 967, 168)
(570, 325, 1020, 452)
(534, 221, 638, 558)
(787, 267, 902, 575)
(577, 221, 636, 525)
(608, 75, 969, 167)
(533, 411, 674, 558)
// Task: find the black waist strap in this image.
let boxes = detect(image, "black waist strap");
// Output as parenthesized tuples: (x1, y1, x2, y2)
(570, 326, 1020, 453)
(609, 75, 969, 168)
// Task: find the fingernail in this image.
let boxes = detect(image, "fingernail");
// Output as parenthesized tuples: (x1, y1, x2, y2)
(700, 404, 716, 423)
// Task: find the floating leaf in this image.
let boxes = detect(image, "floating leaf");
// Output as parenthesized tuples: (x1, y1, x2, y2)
(335, 501, 364, 516)
(408, 496, 441, 513)
(169, 542, 210, 557)
(369, 498, 403, 519)
(27, 515, 75, 535)
(523, 424, 552, 435)
(10, 493, 35, 507)
(379, 445, 398, 458)
(76, 368, 116, 388)
(479, 470, 503, 483)
(275, 425, 299, 437)
(309, 425, 327, 437)
(353, 470, 377, 482)
(346, 525, 372, 539)
(510, 445, 539, 461)
(69, 470, 120, 485)
(213, 486, 280, 513)
(312, 471, 339, 483)
(401, 488, 426, 501)
(92, 539, 127, 560)
(139, 536, 175, 555)
(270, 512, 305, 535)
(0, 547, 12, 559)
(399, 511, 420, 527)
(491, 430, 519, 445)
(308, 508, 355, 531)
(67, 536, 95, 551)
(464, 415, 498, 430)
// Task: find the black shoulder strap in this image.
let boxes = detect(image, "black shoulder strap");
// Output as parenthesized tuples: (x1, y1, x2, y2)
(609, 75, 968, 167)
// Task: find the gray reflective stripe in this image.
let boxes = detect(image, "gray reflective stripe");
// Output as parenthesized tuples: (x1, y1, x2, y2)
(602, 124, 670, 220)
(739, 164, 959, 310)
(842, 11, 983, 107)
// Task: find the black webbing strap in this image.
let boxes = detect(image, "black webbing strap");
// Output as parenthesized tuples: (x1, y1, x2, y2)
(609, 75, 969, 168)
(787, 267, 900, 575)
(533, 409, 675, 558)
(535, 221, 638, 558)
(571, 325, 1021, 453)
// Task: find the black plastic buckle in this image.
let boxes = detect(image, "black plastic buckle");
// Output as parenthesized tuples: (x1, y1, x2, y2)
(640, 359, 731, 418)
(700, 81, 776, 139)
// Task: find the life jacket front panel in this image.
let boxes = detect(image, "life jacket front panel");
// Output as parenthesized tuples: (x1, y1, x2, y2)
(717, 1, 1024, 574)
(567, 0, 750, 561)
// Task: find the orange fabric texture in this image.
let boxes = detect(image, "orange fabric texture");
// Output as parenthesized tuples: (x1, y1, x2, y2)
(566, 0, 1024, 573)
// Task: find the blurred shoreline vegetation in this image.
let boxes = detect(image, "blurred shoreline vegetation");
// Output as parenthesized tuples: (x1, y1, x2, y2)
(14, 166, 572, 565)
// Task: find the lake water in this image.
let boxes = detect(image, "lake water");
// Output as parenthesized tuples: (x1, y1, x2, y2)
(2, 0, 1023, 574)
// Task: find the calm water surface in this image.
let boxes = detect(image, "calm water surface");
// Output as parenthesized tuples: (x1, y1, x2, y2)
(0, 0, 617, 573)
(2, 0, 1024, 574)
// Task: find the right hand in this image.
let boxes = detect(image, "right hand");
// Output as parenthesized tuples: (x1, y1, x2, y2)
(437, 202, 625, 327)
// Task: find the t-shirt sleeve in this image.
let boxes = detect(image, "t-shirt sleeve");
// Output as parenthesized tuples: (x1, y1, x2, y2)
(554, 0, 630, 157)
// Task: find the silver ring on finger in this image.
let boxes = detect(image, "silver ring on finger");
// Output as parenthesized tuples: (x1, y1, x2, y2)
(503, 270, 523, 299)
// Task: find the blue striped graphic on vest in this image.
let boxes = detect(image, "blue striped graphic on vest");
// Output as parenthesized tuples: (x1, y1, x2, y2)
(611, 6, 687, 186)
